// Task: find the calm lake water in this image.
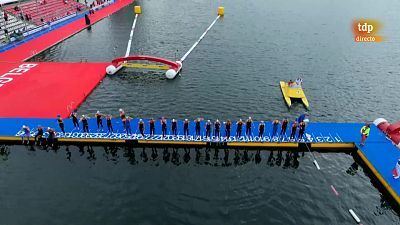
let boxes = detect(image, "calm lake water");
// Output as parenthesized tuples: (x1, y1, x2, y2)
(11, 0, 400, 224)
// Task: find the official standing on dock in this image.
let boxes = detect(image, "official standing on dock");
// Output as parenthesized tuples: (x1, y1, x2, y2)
(360, 123, 371, 146)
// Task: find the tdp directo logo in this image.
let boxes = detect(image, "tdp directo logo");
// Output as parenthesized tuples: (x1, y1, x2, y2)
(352, 19, 383, 42)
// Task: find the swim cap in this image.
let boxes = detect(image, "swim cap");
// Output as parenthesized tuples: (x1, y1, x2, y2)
(22, 125, 26, 128)
(119, 108, 123, 112)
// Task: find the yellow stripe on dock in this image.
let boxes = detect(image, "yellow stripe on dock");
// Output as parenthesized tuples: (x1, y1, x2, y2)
(357, 149, 400, 205)
(0, 136, 355, 150)
(311, 143, 355, 149)
(138, 140, 207, 146)
(121, 63, 170, 70)
(0, 136, 20, 141)
(227, 142, 298, 148)
(59, 138, 125, 143)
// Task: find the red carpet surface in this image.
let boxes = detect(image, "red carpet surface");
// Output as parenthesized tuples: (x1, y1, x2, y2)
(0, 62, 108, 118)
(0, 0, 133, 62)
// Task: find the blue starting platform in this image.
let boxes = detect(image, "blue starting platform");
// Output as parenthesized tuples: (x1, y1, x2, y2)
(0, 118, 368, 146)
(0, 117, 399, 205)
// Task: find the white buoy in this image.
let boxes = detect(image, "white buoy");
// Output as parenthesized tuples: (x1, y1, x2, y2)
(373, 118, 387, 126)
(165, 69, 177, 79)
(106, 65, 117, 75)
(349, 209, 361, 223)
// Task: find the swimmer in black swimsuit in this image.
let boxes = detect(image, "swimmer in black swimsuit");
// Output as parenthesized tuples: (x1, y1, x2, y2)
(80, 115, 89, 133)
(119, 108, 126, 130)
(138, 119, 145, 137)
(106, 115, 113, 133)
(161, 117, 167, 137)
(236, 119, 243, 138)
(224, 119, 231, 138)
(47, 127, 56, 147)
(214, 119, 221, 139)
(183, 119, 189, 138)
(194, 118, 201, 137)
(95, 111, 104, 132)
(57, 114, 65, 134)
(205, 120, 211, 139)
(70, 110, 79, 130)
(246, 117, 252, 137)
(258, 121, 265, 138)
(35, 126, 44, 145)
(171, 119, 177, 136)
(149, 118, 155, 137)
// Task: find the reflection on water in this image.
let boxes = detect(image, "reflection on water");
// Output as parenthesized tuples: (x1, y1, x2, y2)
(1, 144, 305, 169)
(0, 145, 10, 161)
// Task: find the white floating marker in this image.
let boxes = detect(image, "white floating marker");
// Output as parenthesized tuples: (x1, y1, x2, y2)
(349, 209, 361, 223)
(330, 185, 339, 196)
(313, 159, 321, 170)
(125, 13, 139, 57)
(180, 12, 222, 62)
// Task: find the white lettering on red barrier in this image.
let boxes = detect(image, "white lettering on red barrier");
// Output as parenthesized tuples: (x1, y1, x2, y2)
(0, 63, 37, 88)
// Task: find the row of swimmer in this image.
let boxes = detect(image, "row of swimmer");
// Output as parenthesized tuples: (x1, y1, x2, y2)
(53, 110, 310, 138)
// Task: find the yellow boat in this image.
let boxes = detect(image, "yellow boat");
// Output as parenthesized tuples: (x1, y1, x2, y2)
(279, 81, 309, 108)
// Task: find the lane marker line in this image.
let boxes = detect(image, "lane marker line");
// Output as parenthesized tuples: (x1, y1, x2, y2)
(330, 185, 339, 196)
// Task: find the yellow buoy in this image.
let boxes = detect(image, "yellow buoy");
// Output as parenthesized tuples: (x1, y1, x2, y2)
(218, 7, 224, 16)
(134, 6, 141, 14)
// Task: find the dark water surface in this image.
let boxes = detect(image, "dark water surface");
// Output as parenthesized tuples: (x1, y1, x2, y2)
(16, 0, 400, 224)
(30, 0, 400, 122)
(0, 145, 399, 225)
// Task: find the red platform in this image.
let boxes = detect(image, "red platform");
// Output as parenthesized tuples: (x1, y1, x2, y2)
(0, 0, 132, 118)
(0, 62, 108, 118)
